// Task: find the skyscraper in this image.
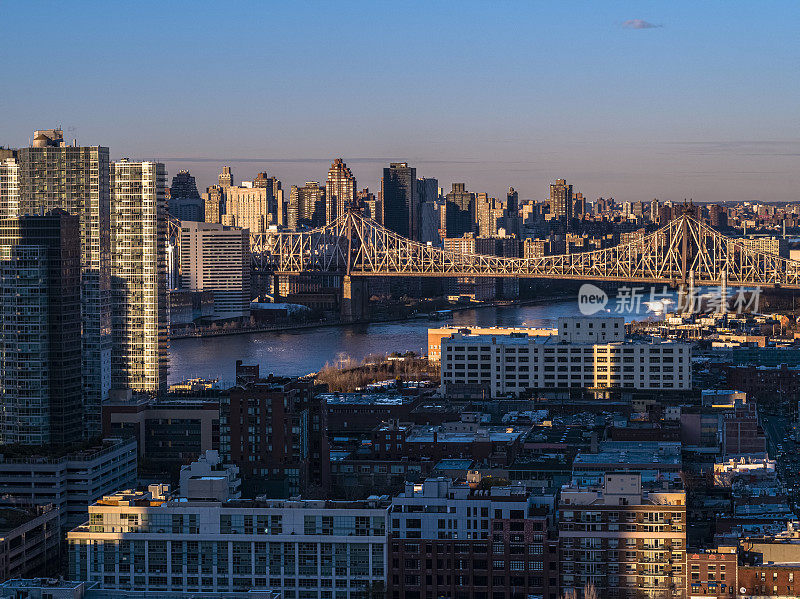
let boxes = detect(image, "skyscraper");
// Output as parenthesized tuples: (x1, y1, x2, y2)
(218, 165, 234, 188)
(170, 170, 199, 199)
(17, 129, 111, 438)
(416, 177, 439, 205)
(253, 171, 284, 226)
(549, 178, 573, 226)
(202, 185, 225, 224)
(169, 170, 203, 222)
(0, 211, 82, 445)
(111, 160, 169, 394)
(381, 162, 418, 239)
(506, 187, 520, 237)
(224, 185, 271, 233)
(288, 182, 325, 229)
(326, 159, 356, 224)
(445, 182, 474, 238)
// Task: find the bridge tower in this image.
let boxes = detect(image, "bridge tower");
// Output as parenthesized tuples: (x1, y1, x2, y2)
(340, 210, 368, 322)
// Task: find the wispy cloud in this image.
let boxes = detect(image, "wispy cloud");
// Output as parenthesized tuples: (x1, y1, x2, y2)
(621, 19, 662, 30)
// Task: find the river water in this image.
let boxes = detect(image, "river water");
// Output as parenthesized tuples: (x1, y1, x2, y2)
(169, 291, 675, 386)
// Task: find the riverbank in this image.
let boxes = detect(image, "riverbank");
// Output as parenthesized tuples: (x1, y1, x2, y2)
(169, 292, 577, 340)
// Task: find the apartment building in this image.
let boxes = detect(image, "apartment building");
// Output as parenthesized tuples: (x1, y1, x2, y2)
(559, 473, 687, 598)
(389, 478, 558, 599)
(110, 159, 169, 394)
(440, 322, 691, 397)
(67, 486, 389, 599)
(220, 362, 329, 498)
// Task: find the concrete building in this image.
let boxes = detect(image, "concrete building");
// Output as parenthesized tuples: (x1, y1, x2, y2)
(202, 186, 225, 224)
(218, 166, 233, 188)
(559, 473, 687, 598)
(111, 160, 169, 394)
(440, 318, 691, 397)
(16, 129, 112, 438)
(734, 236, 789, 258)
(389, 478, 557, 599)
(382, 163, 418, 240)
(179, 222, 251, 318)
(224, 185, 272, 234)
(0, 438, 137, 529)
(0, 211, 82, 446)
(67, 486, 389, 597)
(179, 450, 241, 501)
(427, 326, 555, 362)
(0, 504, 61, 582)
(102, 391, 220, 468)
(326, 159, 356, 224)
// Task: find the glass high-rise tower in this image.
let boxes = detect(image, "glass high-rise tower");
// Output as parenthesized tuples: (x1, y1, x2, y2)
(381, 162, 418, 239)
(0, 210, 82, 445)
(16, 129, 111, 438)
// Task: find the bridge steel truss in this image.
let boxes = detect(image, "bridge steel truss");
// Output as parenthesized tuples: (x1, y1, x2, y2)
(249, 211, 800, 289)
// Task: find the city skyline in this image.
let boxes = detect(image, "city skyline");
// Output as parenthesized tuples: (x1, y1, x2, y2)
(2, 2, 799, 203)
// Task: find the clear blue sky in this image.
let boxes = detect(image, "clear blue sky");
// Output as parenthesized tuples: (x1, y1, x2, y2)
(2, 1, 799, 202)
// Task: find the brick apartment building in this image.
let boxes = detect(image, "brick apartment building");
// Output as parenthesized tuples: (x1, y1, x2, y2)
(388, 478, 558, 599)
(220, 362, 329, 497)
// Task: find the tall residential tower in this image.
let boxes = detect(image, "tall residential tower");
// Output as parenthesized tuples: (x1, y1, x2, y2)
(111, 160, 169, 394)
(16, 129, 111, 437)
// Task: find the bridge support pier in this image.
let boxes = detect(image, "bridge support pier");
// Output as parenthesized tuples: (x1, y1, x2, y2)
(341, 275, 367, 322)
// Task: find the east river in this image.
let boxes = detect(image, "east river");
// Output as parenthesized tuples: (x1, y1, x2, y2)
(168, 292, 673, 387)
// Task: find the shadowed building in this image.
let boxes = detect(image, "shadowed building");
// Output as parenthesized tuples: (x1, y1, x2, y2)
(15, 129, 111, 438)
(0, 211, 82, 445)
(381, 162, 418, 239)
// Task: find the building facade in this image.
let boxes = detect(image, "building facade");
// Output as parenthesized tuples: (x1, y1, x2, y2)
(289, 182, 326, 229)
(16, 129, 112, 438)
(326, 159, 356, 224)
(180, 222, 251, 318)
(110, 160, 169, 394)
(389, 479, 557, 599)
(440, 318, 691, 397)
(549, 179, 573, 225)
(68, 487, 389, 599)
(559, 473, 687, 598)
(220, 364, 329, 497)
(382, 163, 418, 240)
(0, 211, 82, 445)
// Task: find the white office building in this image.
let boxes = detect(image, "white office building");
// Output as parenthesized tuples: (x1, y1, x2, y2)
(179, 221, 251, 318)
(68, 486, 389, 598)
(440, 317, 691, 396)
